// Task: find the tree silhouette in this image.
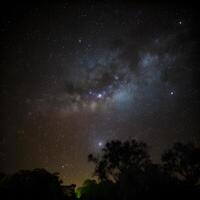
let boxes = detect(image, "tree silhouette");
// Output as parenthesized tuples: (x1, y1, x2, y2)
(0, 140, 199, 200)
(87, 139, 200, 199)
(0, 169, 67, 200)
(88, 139, 151, 182)
(162, 142, 200, 186)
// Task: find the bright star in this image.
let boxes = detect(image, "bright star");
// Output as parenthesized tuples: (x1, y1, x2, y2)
(97, 93, 102, 98)
(170, 91, 174, 95)
(98, 142, 103, 147)
(114, 75, 119, 80)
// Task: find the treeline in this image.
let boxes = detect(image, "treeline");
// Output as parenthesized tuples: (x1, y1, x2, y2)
(0, 139, 200, 200)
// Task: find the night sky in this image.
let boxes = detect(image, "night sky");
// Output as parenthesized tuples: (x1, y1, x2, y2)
(1, 1, 200, 186)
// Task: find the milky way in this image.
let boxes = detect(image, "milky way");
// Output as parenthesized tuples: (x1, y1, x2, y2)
(1, 2, 199, 185)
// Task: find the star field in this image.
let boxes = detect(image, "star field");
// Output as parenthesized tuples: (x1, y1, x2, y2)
(0, 2, 199, 186)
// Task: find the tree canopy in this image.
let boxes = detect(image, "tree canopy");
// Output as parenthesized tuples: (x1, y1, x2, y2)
(88, 139, 150, 182)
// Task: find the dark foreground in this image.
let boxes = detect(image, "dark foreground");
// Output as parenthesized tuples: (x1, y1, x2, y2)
(0, 140, 200, 199)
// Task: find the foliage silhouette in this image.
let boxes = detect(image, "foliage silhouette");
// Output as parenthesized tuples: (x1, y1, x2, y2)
(88, 139, 151, 182)
(0, 168, 74, 200)
(0, 140, 199, 200)
(88, 140, 200, 200)
(76, 179, 116, 200)
(162, 142, 200, 185)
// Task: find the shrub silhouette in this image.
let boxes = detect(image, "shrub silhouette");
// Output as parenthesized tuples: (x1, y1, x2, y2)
(76, 179, 116, 200)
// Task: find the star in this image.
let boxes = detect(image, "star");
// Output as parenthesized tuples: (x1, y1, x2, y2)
(97, 93, 103, 99)
(114, 75, 119, 80)
(98, 142, 103, 147)
(170, 91, 174, 95)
